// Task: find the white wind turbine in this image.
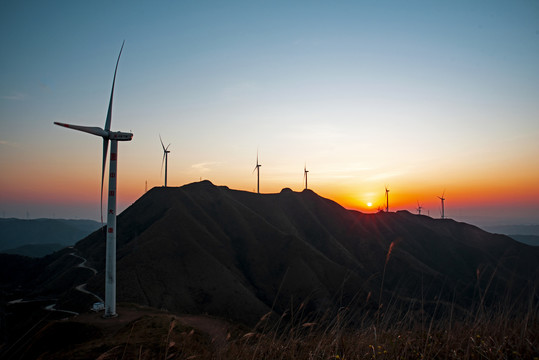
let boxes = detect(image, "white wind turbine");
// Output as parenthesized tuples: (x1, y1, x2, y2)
(303, 163, 309, 190)
(385, 185, 390, 212)
(253, 151, 261, 194)
(54, 42, 131, 318)
(159, 135, 171, 187)
(416, 201, 422, 215)
(438, 190, 446, 219)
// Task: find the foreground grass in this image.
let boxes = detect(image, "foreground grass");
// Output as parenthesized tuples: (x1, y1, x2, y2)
(13, 301, 538, 360)
(227, 314, 538, 360)
(107, 303, 538, 359)
(11, 286, 538, 360)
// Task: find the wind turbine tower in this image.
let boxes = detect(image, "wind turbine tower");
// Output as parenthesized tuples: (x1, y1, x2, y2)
(304, 163, 309, 190)
(385, 186, 390, 212)
(416, 201, 422, 215)
(438, 191, 446, 219)
(253, 151, 261, 194)
(54, 42, 131, 318)
(160, 135, 171, 187)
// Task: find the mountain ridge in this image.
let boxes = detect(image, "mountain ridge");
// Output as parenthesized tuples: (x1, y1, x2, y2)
(59, 181, 538, 325)
(3, 181, 537, 328)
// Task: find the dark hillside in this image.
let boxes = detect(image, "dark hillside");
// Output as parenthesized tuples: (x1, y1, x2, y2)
(67, 181, 539, 325)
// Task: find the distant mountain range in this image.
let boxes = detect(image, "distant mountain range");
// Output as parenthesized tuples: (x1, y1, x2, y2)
(0, 218, 101, 257)
(1, 243, 67, 258)
(482, 224, 539, 246)
(3, 181, 538, 327)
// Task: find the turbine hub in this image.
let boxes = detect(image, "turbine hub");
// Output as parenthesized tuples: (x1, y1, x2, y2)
(109, 131, 133, 141)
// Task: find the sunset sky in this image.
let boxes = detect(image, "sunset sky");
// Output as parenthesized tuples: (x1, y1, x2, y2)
(1, 1, 538, 226)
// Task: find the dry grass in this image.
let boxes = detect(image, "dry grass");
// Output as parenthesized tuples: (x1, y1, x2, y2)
(222, 301, 539, 360)
(13, 295, 538, 360)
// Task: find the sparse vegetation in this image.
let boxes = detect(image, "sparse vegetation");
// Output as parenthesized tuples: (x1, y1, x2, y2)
(223, 301, 538, 360)
(10, 295, 536, 360)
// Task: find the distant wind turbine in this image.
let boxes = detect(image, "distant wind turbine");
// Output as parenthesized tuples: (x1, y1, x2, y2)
(159, 135, 171, 187)
(253, 151, 261, 194)
(54, 42, 131, 318)
(438, 191, 446, 219)
(304, 163, 309, 190)
(385, 186, 390, 212)
(416, 201, 422, 215)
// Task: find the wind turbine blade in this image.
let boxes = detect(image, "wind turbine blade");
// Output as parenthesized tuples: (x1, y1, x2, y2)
(159, 134, 166, 151)
(101, 138, 109, 224)
(54, 122, 107, 137)
(161, 153, 166, 176)
(104, 41, 125, 132)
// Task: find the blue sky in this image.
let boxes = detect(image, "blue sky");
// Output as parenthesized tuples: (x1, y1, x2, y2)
(1, 1, 538, 225)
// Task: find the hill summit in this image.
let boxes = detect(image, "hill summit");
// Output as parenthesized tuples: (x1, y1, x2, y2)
(64, 180, 538, 325)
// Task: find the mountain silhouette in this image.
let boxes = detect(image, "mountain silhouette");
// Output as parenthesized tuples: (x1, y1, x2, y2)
(0, 218, 100, 254)
(52, 180, 538, 325)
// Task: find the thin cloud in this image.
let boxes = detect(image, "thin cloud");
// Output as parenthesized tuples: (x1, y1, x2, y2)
(191, 162, 220, 173)
(1, 92, 26, 101)
(0, 140, 19, 148)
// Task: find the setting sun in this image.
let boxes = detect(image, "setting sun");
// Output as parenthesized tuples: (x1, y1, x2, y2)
(367, 202, 372, 207)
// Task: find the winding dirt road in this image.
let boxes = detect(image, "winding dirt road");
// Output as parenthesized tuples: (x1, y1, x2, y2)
(69, 252, 103, 303)
(43, 251, 103, 315)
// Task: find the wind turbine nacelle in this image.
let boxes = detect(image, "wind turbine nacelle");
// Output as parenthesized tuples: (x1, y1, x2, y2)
(109, 131, 133, 141)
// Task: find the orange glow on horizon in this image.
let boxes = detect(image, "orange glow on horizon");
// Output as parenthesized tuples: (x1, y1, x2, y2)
(6, 173, 537, 212)
(2, 154, 538, 223)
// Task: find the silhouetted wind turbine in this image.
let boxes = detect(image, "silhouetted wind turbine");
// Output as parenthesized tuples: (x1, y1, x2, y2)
(159, 135, 171, 187)
(438, 190, 446, 219)
(253, 151, 261, 194)
(385, 186, 390, 212)
(54, 42, 131, 318)
(416, 201, 422, 215)
(303, 163, 309, 190)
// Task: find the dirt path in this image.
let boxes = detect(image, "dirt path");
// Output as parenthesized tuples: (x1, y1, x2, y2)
(71, 252, 98, 275)
(44, 303, 79, 316)
(69, 252, 103, 302)
(45, 253, 233, 351)
(76, 283, 103, 302)
(43, 252, 102, 315)
(71, 306, 235, 348)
